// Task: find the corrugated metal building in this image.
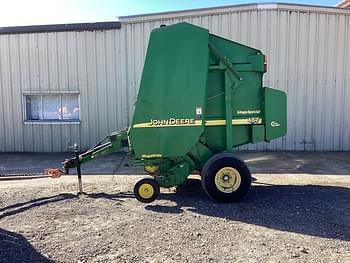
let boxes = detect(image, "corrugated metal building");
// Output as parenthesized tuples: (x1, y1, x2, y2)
(0, 3, 349, 152)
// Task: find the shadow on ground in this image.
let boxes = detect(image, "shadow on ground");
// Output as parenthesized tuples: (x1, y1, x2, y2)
(0, 228, 53, 263)
(0, 194, 77, 220)
(1, 179, 349, 242)
(0, 192, 134, 221)
(145, 178, 350, 241)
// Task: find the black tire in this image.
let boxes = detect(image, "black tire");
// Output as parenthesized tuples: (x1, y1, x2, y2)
(133, 177, 160, 203)
(201, 153, 251, 203)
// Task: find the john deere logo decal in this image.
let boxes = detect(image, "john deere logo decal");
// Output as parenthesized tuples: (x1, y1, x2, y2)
(150, 118, 196, 126)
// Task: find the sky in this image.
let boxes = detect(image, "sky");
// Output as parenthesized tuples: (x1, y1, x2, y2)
(0, 0, 340, 27)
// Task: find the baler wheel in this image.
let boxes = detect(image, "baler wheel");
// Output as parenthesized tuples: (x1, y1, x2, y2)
(134, 177, 160, 203)
(201, 153, 251, 203)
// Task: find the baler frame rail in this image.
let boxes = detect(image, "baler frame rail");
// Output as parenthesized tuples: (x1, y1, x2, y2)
(209, 41, 244, 151)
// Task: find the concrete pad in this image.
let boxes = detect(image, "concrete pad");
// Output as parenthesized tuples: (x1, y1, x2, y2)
(0, 151, 349, 176)
(0, 152, 127, 175)
(236, 151, 350, 175)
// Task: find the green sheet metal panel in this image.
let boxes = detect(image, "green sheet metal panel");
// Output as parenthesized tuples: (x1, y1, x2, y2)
(264, 87, 287, 140)
(204, 34, 266, 150)
(129, 23, 209, 158)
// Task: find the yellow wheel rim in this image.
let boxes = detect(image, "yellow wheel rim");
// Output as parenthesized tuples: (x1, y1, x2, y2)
(138, 183, 155, 199)
(214, 167, 241, 193)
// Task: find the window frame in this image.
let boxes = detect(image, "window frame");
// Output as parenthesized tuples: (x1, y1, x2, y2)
(23, 91, 81, 124)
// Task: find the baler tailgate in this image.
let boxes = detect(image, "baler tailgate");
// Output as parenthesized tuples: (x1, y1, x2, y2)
(264, 87, 287, 141)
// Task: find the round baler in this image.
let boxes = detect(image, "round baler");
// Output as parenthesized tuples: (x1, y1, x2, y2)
(64, 22, 287, 203)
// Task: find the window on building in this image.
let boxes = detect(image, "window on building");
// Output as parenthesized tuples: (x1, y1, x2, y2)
(24, 93, 80, 122)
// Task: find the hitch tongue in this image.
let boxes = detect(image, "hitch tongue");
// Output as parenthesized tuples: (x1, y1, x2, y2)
(62, 157, 78, 175)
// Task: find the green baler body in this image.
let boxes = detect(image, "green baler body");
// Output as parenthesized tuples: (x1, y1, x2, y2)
(130, 22, 286, 155)
(128, 22, 286, 187)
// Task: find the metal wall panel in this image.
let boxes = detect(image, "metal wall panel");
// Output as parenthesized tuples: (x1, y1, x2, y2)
(0, 4, 349, 152)
(0, 28, 129, 152)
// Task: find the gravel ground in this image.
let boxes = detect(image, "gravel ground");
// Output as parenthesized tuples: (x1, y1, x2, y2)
(0, 174, 350, 263)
